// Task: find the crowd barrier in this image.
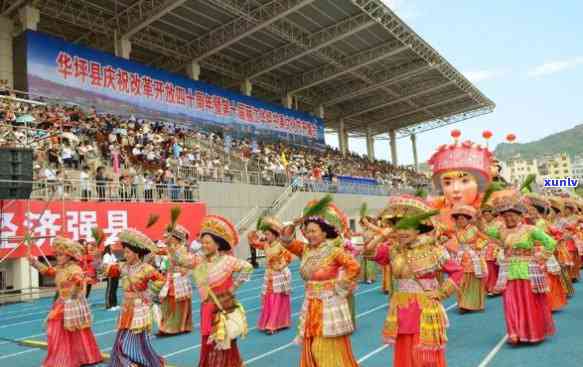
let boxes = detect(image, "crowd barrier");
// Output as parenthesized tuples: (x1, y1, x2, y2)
(25, 179, 200, 203)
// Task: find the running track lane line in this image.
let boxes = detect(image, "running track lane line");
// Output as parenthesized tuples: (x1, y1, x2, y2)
(356, 302, 458, 364)
(0, 281, 320, 360)
(476, 335, 508, 367)
(244, 302, 390, 365)
(163, 285, 382, 359)
(0, 264, 298, 317)
(0, 287, 380, 362)
(0, 282, 305, 329)
(0, 278, 304, 323)
(0, 282, 309, 357)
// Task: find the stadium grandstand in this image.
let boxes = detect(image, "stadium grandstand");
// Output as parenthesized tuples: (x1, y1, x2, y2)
(1, 0, 494, 162)
(0, 3, 504, 367)
(0, 0, 493, 289)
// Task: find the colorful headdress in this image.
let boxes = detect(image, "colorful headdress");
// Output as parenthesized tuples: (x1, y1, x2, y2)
(523, 193, 551, 213)
(382, 195, 435, 219)
(200, 215, 239, 248)
(118, 228, 157, 253)
(380, 195, 438, 230)
(480, 203, 495, 213)
(563, 198, 578, 210)
(451, 205, 477, 220)
(428, 140, 493, 193)
(167, 224, 190, 242)
(257, 216, 283, 236)
(53, 236, 84, 260)
(492, 195, 526, 215)
(548, 196, 564, 212)
(302, 198, 348, 238)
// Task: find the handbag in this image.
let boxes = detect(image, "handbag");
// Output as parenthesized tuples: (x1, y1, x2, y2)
(207, 287, 248, 350)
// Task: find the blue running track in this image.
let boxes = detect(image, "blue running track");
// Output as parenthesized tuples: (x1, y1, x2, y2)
(0, 262, 581, 367)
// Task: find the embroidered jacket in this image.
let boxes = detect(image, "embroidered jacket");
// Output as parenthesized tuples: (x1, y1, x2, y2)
(117, 262, 165, 332)
(372, 234, 463, 353)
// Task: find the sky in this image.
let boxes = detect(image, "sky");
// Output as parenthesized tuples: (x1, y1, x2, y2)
(325, 0, 583, 166)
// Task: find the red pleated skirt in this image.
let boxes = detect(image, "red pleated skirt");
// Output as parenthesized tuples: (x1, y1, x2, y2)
(199, 335, 243, 367)
(569, 252, 581, 280)
(258, 292, 292, 332)
(485, 261, 499, 294)
(546, 273, 568, 311)
(394, 333, 446, 367)
(44, 316, 102, 367)
(502, 280, 555, 344)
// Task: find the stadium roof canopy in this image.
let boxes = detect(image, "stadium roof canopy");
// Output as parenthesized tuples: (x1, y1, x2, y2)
(3, 0, 495, 138)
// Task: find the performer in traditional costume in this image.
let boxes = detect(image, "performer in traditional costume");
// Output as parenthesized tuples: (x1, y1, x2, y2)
(478, 205, 504, 295)
(109, 229, 166, 367)
(523, 193, 568, 311)
(158, 223, 194, 336)
(80, 240, 99, 299)
(561, 199, 582, 282)
(169, 215, 254, 367)
(548, 197, 577, 297)
(280, 197, 360, 367)
(364, 195, 462, 367)
(248, 216, 294, 335)
(28, 237, 103, 367)
(448, 205, 489, 312)
(488, 196, 556, 344)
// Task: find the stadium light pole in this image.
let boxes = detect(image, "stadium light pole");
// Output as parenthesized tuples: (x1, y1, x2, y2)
(411, 133, 419, 171)
(389, 129, 398, 166)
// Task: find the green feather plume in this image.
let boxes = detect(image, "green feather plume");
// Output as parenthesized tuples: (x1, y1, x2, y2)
(481, 181, 505, 208)
(359, 203, 368, 219)
(146, 213, 160, 228)
(303, 194, 333, 218)
(394, 210, 439, 230)
(520, 173, 536, 194)
(91, 227, 105, 245)
(414, 188, 428, 199)
(256, 216, 263, 231)
(166, 206, 182, 232)
(255, 216, 271, 232)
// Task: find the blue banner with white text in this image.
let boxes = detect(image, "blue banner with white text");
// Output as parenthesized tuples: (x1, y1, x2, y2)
(24, 31, 325, 147)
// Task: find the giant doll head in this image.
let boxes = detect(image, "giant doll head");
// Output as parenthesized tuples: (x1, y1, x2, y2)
(428, 138, 493, 209)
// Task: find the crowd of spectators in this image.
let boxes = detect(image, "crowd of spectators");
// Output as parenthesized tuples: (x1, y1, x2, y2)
(0, 90, 428, 201)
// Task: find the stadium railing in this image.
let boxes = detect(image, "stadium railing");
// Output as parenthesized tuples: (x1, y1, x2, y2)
(294, 178, 403, 196)
(0, 179, 200, 203)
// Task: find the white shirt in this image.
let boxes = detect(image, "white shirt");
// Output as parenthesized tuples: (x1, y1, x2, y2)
(102, 253, 117, 265)
(80, 171, 90, 190)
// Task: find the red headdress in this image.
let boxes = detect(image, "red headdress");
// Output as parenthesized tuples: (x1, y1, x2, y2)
(428, 139, 493, 193)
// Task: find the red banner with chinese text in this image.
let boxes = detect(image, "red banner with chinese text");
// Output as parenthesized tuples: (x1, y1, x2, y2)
(0, 200, 206, 259)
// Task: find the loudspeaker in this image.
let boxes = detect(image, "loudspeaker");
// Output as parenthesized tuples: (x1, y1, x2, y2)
(0, 148, 33, 200)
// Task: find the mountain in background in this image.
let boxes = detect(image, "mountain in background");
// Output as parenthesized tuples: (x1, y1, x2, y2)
(494, 123, 583, 161)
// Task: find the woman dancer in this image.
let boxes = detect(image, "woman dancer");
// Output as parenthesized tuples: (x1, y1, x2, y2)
(365, 195, 463, 367)
(248, 216, 294, 334)
(478, 205, 503, 296)
(158, 224, 193, 336)
(549, 197, 576, 297)
(448, 205, 489, 312)
(280, 197, 360, 367)
(523, 194, 568, 311)
(169, 215, 254, 367)
(28, 237, 102, 367)
(109, 228, 166, 367)
(488, 196, 556, 344)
